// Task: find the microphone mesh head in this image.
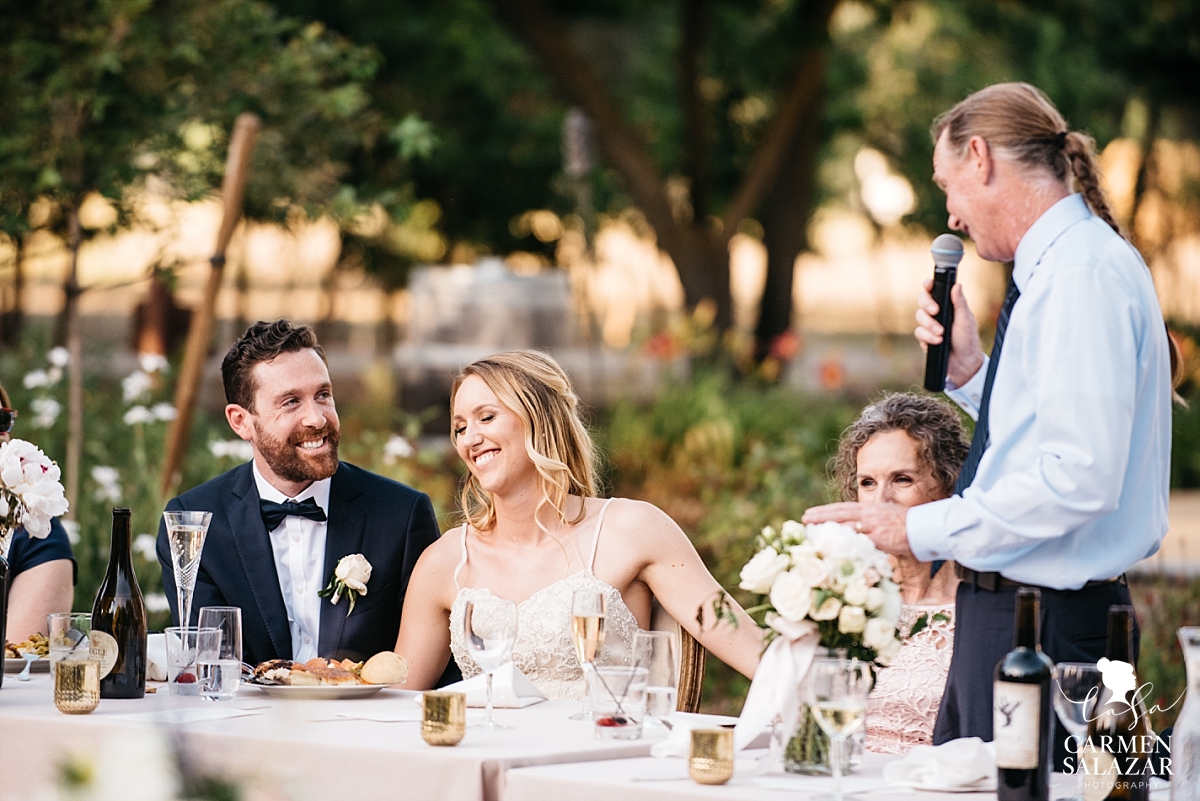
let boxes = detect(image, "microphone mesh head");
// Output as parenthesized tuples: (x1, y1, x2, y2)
(931, 233, 964, 269)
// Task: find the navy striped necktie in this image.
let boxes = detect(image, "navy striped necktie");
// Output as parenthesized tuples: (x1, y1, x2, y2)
(954, 277, 1022, 495)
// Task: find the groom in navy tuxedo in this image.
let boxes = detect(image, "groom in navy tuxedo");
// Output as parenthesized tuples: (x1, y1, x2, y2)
(157, 319, 446, 669)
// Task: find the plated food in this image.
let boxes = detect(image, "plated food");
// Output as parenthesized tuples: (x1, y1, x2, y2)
(4, 633, 50, 659)
(250, 651, 408, 688)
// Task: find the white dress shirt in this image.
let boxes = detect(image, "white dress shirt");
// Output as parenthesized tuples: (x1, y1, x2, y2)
(907, 193, 1172, 589)
(253, 462, 331, 662)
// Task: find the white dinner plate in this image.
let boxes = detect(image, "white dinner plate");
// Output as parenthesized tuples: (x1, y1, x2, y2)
(4, 656, 50, 674)
(248, 682, 396, 700)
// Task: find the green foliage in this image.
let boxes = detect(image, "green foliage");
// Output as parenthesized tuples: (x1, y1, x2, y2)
(1128, 574, 1200, 733)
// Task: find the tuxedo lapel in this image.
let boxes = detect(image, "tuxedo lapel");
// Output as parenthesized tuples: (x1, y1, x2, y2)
(228, 464, 292, 659)
(318, 464, 366, 656)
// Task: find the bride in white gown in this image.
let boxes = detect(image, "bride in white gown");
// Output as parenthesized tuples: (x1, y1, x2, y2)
(394, 351, 762, 699)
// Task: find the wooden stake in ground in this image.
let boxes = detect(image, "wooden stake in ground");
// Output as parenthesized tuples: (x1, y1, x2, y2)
(161, 113, 260, 497)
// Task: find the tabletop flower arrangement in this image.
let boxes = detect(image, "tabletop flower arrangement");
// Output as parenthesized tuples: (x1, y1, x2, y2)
(716, 520, 902, 774)
(0, 439, 70, 556)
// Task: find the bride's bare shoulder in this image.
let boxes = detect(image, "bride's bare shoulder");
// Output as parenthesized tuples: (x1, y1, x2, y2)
(593, 497, 685, 544)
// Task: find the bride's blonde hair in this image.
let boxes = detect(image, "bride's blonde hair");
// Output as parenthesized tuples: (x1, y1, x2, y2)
(450, 350, 598, 532)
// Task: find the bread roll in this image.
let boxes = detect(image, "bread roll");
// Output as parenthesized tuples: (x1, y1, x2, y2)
(361, 651, 408, 685)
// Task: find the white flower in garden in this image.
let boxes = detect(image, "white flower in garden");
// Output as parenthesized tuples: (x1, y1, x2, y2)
(61, 519, 81, 545)
(790, 554, 831, 588)
(138, 352, 170, 374)
(144, 593, 171, 614)
(122, 370, 154, 401)
(47, 367, 63, 384)
(23, 369, 50, 389)
(843, 579, 870, 607)
(810, 594, 842, 621)
(91, 466, 122, 503)
(209, 439, 255, 460)
(382, 435, 415, 465)
(838, 604, 866, 634)
(30, 398, 61, 428)
(779, 519, 805, 543)
(151, 403, 177, 421)
(769, 570, 813, 623)
(123, 405, 154, 425)
(133, 533, 157, 561)
(864, 617, 896, 651)
(865, 586, 885, 612)
(48, 346, 70, 368)
(738, 547, 791, 593)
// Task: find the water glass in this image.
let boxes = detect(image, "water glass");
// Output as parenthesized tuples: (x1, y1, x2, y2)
(590, 665, 648, 740)
(464, 597, 518, 730)
(690, 728, 735, 785)
(1053, 662, 1103, 801)
(198, 606, 242, 701)
(421, 692, 467, 746)
(634, 630, 677, 725)
(47, 612, 91, 679)
(165, 626, 217, 696)
(54, 659, 100, 714)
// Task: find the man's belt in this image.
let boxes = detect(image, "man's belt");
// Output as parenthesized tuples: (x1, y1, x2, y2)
(954, 564, 1123, 593)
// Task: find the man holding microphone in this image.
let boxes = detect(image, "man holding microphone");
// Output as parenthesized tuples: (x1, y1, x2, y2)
(803, 82, 1178, 745)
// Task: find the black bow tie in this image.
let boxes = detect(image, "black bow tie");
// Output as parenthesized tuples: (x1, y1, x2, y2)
(260, 497, 327, 531)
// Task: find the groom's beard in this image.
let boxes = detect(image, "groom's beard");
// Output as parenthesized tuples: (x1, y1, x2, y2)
(254, 420, 340, 484)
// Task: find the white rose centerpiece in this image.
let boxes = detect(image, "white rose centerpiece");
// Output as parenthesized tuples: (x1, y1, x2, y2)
(0, 439, 70, 556)
(722, 519, 901, 665)
(318, 553, 373, 615)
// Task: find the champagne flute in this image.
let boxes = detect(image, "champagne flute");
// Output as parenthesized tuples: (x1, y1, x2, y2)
(634, 630, 677, 726)
(1053, 662, 1103, 801)
(465, 597, 518, 730)
(806, 657, 872, 801)
(569, 588, 606, 721)
(163, 510, 212, 628)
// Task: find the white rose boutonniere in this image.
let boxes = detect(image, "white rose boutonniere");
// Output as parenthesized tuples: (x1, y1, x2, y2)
(318, 553, 372, 615)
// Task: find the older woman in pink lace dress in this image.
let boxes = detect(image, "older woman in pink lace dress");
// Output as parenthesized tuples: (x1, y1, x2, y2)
(829, 394, 968, 754)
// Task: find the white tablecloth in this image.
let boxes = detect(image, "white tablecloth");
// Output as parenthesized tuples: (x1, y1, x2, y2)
(0, 675, 734, 801)
(502, 751, 1078, 801)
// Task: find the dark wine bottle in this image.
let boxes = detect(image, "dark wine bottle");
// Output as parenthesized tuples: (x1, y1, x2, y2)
(1083, 606, 1151, 801)
(994, 587, 1055, 801)
(91, 508, 147, 699)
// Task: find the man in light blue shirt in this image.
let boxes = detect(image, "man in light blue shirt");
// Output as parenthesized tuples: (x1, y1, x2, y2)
(804, 83, 1173, 751)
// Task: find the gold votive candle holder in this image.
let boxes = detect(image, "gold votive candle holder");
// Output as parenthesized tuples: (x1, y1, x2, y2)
(689, 727, 734, 785)
(54, 659, 100, 715)
(421, 692, 466, 746)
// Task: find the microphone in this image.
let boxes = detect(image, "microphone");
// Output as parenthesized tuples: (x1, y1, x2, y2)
(923, 234, 965, 392)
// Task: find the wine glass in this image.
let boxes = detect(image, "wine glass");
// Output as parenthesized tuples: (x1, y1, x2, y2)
(1053, 662, 1103, 801)
(569, 588, 607, 721)
(465, 597, 518, 730)
(633, 630, 677, 726)
(163, 510, 212, 628)
(806, 657, 872, 801)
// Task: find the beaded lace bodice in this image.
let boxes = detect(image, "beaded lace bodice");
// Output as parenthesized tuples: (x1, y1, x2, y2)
(447, 499, 643, 702)
(865, 602, 956, 754)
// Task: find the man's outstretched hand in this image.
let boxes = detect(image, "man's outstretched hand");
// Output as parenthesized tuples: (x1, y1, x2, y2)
(801, 501, 913, 557)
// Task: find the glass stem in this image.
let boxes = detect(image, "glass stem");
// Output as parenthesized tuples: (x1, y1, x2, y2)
(485, 671, 495, 726)
(831, 735, 844, 800)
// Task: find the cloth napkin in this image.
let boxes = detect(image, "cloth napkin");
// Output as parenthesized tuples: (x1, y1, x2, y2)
(439, 662, 547, 708)
(732, 615, 819, 751)
(881, 737, 997, 792)
(146, 632, 168, 681)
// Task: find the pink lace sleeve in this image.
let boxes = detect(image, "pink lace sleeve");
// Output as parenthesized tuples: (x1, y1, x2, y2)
(865, 604, 955, 754)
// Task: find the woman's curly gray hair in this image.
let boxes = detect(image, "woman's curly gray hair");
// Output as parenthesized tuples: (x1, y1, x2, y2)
(832, 393, 970, 502)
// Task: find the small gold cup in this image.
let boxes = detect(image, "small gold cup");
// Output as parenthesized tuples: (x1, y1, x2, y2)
(689, 727, 734, 785)
(54, 659, 100, 715)
(421, 692, 466, 746)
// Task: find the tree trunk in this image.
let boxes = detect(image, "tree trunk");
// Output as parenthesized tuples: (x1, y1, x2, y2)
(63, 204, 84, 520)
(755, 55, 827, 362)
(0, 234, 24, 345)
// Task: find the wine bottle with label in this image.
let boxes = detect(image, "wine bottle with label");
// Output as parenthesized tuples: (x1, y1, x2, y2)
(1083, 606, 1151, 801)
(994, 587, 1055, 801)
(91, 508, 147, 699)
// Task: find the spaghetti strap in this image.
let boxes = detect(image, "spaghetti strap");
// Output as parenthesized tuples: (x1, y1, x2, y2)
(453, 523, 469, 590)
(587, 498, 616, 572)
